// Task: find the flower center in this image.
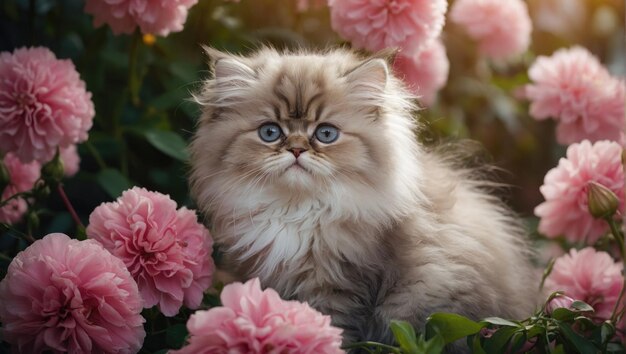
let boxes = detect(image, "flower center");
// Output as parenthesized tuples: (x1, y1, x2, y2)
(14, 92, 36, 110)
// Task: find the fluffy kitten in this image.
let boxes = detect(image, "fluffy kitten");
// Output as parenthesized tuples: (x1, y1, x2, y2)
(189, 47, 537, 350)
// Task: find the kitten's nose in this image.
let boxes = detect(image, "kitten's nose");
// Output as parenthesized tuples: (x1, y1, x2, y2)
(289, 148, 307, 158)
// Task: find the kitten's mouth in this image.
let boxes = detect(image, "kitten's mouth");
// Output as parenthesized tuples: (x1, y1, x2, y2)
(286, 161, 309, 173)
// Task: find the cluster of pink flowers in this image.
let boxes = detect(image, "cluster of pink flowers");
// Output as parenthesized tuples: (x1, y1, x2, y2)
(85, 0, 199, 37)
(535, 140, 624, 244)
(0, 233, 146, 353)
(172, 278, 345, 354)
(0, 153, 40, 224)
(524, 46, 625, 145)
(545, 248, 623, 323)
(450, 0, 532, 60)
(87, 187, 214, 316)
(0, 47, 94, 165)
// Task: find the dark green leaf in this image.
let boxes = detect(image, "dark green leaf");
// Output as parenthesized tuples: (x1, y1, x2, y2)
(483, 327, 518, 354)
(552, 344, 566, 354)
(558, 322, 599, 354)
(166, 324, 188, 349)
(599, 321, 616, 344)
(552, 308, 577, 322)
(144, 130, 189, 162)
(390, 320, 419, 354)
(481, 317, 520, 328)
(421, 333, 446, 354)
(96, 168, 132, 199)
(470, 334, 487, 354)
(426, 313, 484, 344)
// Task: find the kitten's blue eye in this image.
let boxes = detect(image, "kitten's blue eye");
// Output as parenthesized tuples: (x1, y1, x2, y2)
(258, 123, 283, 142)
(314, 124, 339, 144)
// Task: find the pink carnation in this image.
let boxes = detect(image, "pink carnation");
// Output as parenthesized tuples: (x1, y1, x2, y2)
(87, 187, 214, 317)
(450, 0, 532, 60)
(0, 233, 145, 353)
(544, 247, 623, 322)
(535, 140, 624, 244)
(393, 38, 449, 106)
(328, 0, 448, 55)
(525, 46, 625, 145)
(60, 145, 80, 177)
(85, 0, 199, 37)
(171, 278, 344, 354)
(0, 153, 40, 224)
(0, 47, 94, 163)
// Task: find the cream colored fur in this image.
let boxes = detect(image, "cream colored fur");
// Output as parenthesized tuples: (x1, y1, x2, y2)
(189, 47, 537, 351)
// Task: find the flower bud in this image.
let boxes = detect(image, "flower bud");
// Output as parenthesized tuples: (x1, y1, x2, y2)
(0, 159, 10, 193)
(545, 294, 576, 315)
(41, 150, 65, 184)
(587, 181, 619, 219)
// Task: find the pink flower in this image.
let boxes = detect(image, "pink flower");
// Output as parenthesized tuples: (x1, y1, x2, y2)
(524, 46, 625, 145)
(535, 140, 624, 244)
(0, 233, 145, 353)
(87, 187, 214, 317)
(0, 47, 94, 163)
(450, 0, 532, 60)
(60, 145, 80, 177)
(0, 153, 40, 224)
(393, 38, 449, 106)
(171, 278, 344, 354)
(84, 0, 199, 37)
(328, 0, 448, 55)
(544, 247, 623, 322)
(545, 294, 576, 315)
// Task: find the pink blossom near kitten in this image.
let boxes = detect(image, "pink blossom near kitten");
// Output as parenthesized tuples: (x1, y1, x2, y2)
(87, 187, 214, 317)
(534, 140, 624, 244)
(0, 152, 40, 224)
(392, 38, 449, 106)
(544, 247, 623, 323)
(172, 278, 344, 354)
(328, 0, 448, 55)
(0, 233, 146, 353)
(524, 46, 625, 145)
(189, 47, 537, 347)
(84, 0, 198, 36)
(450, 0, 532, 60)
(0, 47, 94, 163)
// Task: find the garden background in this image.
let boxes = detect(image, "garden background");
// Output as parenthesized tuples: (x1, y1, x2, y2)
(0, 0, 625, 353)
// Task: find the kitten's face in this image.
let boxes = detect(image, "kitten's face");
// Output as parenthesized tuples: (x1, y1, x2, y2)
(192, 49, 400, 199)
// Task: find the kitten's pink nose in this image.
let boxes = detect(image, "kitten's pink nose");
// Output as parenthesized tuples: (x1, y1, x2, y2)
(289, 148, 307, 158)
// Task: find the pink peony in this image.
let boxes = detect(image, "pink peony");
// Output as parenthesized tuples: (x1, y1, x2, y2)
(171, 278, 344, 354)
(544, 247, 623, 322)
(450, 0, 532, 60)
(524, 46, 625, 145)
(0, 47, 94, 164)
(328, 0, 448, 55)
(85, 0, 199, 37)
(60, 145, 80, 177)
(0, 233, 145, 353)
(87, 187, 214, 317)
(535, 140, 624, 244)
(393, 38, 449, 106)
(0, 152, 40, 224)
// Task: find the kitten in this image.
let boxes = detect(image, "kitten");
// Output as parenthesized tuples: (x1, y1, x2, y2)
(189, 47, 538, 350)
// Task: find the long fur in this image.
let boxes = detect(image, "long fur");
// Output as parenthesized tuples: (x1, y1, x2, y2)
(189, 47, 538, 351)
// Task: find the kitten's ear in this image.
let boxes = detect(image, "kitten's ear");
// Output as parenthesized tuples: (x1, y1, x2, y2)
(344, 58, 389, 96)
(202, 45, 255, 81)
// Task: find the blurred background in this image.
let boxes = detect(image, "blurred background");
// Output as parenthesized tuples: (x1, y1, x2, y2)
(0, 0, 624, 240)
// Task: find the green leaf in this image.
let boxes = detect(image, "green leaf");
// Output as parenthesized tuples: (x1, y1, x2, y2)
(558, 322, 599, 354)
(552, 308, 577, 322)
(426, 313, 484, 344)
(144, 129, 189, 162)
(481, 317, 520, 328)
(419, 333, 446, 354)
(166, 324, 188, 349)
(570, 301, 594, 313)
(470, 334, 487, 354)
(390, 320, 419, 354)
(599, 321, 615, 345)
(96, 168, 132, 199)
(483, 327, 518, 354)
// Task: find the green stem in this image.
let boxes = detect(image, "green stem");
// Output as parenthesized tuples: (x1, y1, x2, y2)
(85, 141, 107, 170)
(342, 341, 402, 354)
(606, 217, 625, 324)
(128, 30, 142, 107)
